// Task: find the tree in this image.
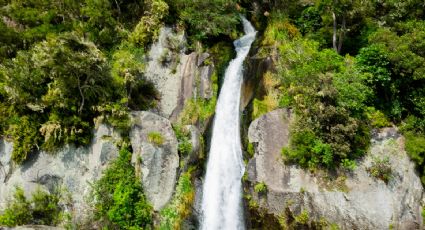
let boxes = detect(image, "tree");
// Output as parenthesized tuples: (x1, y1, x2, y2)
(1, 32, 115, 160)
(167, 0, 240, 41)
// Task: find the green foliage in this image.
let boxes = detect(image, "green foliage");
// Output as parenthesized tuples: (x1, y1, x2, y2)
(148, 132, 164, 146)
(0, 32, 115, 161)
(252, 98, 268, 120)
(167, 0, 240, 41)
(0, 187, 32, 226)
(0, 187, 63, 227)
(294, 210, 309, 225)
(173, 125, 193, 156)
(130, 0, 169, 46)
(261, 15, 372, 170)
(247, 142, 255, 158)
(160, 171, 195, 230)
(254, 181, 267, 194)
(341, 159, 357, 171)
(7, 116, 41, 164)
(90, 148, 153, 229)
(0, 0, 157, 162)
(179, 97, 217, 126)
(404, 131, 425, 184)
(366, 107, 391, 128)
(367, 156, 392, 183)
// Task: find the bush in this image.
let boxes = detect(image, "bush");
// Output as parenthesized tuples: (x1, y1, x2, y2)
(1, 32, 116, 162)
(130, 0, 169, 46)
(173, 125, 193, 156)
(0, 187, 62, 227)
(0, 187, 32, 226)
(7, 116, 41, 164)
(367, 156, 392, 183)
(263, 17, 371, 169)
(90, 148, 153, 229)
(295, 210, 309, 225)
(160, 171, 195, 230)
(167, 0, 240, 41)
(404, 131, 425, 184)
(254, 181, 267, 194)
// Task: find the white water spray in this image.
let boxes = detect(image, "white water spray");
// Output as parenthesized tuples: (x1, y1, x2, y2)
(200, 17, 256, 230)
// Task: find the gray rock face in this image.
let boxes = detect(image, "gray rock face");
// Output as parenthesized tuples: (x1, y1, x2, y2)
(144, 27, 214, 121)
(247, 110, 424, 229)
(130, 111, 179, 211)
(0, 124, 120, 222)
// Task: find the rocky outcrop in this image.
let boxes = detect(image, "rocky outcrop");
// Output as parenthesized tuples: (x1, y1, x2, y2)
(246, 109, 424, 229)
(144, 27, 214, 121)
(0, 125, 120, 222)
(241, 49, 274, 110)
(130, 111, 179, 211)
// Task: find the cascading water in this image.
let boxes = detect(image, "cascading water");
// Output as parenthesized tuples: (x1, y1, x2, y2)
(200, 17, 256, 230)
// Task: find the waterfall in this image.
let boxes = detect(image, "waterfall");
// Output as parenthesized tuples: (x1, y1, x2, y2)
(200, 17, 256, 230)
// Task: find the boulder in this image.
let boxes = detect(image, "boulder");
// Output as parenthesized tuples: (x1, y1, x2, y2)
(130, 111, 179, 211)
(246, 109, 424, 229)
(144, 27, 214, 121)
(0, 124, 120, 222)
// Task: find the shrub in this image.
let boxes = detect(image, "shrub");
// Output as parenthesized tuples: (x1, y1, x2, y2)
(247, 142, 255, 158)
(160, 171, 195, 230)
(167, 0, 240, 41)
(366, 107, 391, 128)
(404, 131, 425, 184)
(341, 159, 357, 171)
(295, 210, 309, 224)
(148, 132, 164, 146)
(7, 116, 41, 164)
(254, 181, 267, 194)
(130, 0, 169, 46)
(367, 156, 392, 183)
(90, 148, 153, 229)
(173, 125, 193, 156)
(268, 22, 371, 170)
(0, 187, 62, 227)
(0, 187, 32, 226)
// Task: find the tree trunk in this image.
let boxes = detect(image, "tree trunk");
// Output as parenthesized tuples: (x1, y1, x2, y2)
(332, 11, 338, 52)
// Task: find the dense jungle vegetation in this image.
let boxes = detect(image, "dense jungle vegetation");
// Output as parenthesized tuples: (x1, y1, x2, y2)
(0, 0, 425, 228)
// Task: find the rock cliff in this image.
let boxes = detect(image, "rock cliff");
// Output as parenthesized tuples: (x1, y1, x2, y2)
(246, 109, 424, 229)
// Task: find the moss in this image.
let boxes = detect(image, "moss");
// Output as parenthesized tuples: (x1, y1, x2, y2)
(148, 131, 164, 146)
